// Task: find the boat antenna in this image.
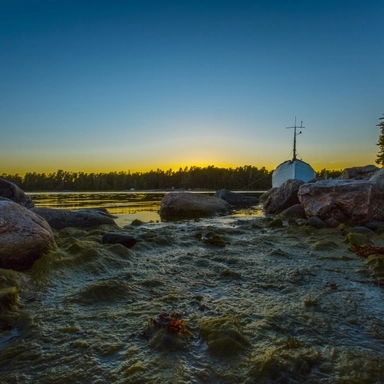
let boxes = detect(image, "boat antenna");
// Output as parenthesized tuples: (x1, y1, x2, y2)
(286, 117, 304, 161)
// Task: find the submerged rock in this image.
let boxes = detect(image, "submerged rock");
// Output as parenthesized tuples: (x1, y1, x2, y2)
(306, 216, 327, 229)
(349, 226, 377, 237)
(0, 200, 55, 271)
(214, 189, 258, 207)
(0, 287, 20, 309)
(159, 193, 230, 221)
(366, 254, 384, 278)
(195, 232, 228, 246)
(131, 219, 145, 226)
(199, 316, 250, 357)
(324, 217, 341, 228)
(344, 232, 372, 246)
(0, 178, 34, 208)
(77, 279, 133, 304)
(268, 218, 284, 228)
(365, 221, 384, 233)
(31, 207, 117, 230)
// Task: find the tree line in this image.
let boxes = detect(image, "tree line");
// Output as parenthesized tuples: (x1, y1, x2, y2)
(1, 165, 343, 192)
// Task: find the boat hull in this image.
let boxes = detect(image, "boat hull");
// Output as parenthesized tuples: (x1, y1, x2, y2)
(272, 160, 316, 188)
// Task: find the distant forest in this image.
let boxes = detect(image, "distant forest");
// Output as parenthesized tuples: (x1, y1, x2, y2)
(1, 166, 342, 192)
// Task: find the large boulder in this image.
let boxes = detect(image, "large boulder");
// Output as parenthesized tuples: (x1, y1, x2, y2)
(339, 165, 379, 180)
(0, 199, 55, 271)
(159, 193, 230, 221)
(298, 179, 384, 225)
(0, 178, 34, 208)
(258, 188, 277, 202)
(280, 204, 307, 220)
(263, 179, 304, 214)
(369, 168, 384, 188)
(214, 189, 258, 207)
(30, 207, 117, 230)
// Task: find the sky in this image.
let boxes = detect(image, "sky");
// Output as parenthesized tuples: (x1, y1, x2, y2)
(1, 0, 383, 175)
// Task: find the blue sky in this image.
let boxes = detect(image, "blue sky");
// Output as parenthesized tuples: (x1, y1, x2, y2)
(1, 0, 383, 175)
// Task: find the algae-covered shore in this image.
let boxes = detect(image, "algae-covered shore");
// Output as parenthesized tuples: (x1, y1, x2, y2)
(1, 212, 384, 383)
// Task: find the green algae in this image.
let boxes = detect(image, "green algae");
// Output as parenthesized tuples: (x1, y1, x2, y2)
(199, 316, 250, 357)
(1, 214, 384, 383)
(344, 232, 372, 246)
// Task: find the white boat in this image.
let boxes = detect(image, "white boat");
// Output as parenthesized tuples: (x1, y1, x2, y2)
(272, 118, 316, 188)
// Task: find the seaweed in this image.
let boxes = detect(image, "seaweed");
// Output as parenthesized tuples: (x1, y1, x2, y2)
(140, 312, 194, 342)
(348, 244, 384, 258)
(151, 312, 189, 334)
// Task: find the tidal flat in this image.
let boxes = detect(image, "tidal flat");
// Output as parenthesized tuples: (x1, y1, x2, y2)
(1, 210, 384, 383)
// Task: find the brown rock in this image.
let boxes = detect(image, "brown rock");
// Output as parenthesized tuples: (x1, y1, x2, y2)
(264, 179, 304, 214)
(369, 168, 384, 189)
(0, 200, 56, 271)
(30, 207, 117, 230)
(339, 165, 379, 180)
(0, 178, 34, 208)
(306, 216, 326, 229)
(280, 204, 307, 219)
(214, 189, 258, 207)
(159, 193, 230, 221)
(259, 188, 277, 202)
(298, 180, 384, 225)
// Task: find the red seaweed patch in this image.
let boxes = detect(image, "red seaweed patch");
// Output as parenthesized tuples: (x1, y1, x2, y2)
(349, 244, 384, 258)
(140, 312, 194, 351)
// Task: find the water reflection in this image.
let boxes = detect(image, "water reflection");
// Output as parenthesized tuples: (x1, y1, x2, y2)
(29, 191, 263, 226)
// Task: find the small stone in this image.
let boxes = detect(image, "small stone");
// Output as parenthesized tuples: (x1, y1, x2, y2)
(102, 232, 137, 248)
(131, 219, 144, 226)
(306, 216, 326, 229)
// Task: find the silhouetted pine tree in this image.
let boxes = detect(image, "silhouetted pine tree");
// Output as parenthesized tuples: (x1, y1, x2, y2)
(376, 112, 384, 166)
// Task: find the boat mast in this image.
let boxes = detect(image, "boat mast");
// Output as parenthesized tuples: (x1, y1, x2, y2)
(286, 117, 304, 161)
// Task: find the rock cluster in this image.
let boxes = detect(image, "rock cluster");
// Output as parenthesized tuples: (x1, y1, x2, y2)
(0, 181, 120, 271)
(0, 181, 255, 269)
(2, 163, 384, 270)
(264, 164, 384, 228)
(339, 165, 379, 180)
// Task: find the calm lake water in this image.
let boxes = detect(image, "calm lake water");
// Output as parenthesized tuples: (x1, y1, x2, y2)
(1, 191, 384, 383)
(28, 191, 265, 226)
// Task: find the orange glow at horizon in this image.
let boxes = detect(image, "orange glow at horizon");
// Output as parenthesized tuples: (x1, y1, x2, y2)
(2, 158, 374, 178)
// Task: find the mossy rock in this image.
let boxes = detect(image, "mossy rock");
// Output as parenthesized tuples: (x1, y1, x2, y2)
(0, 287, 21, 310)
(344, 232, 372, 246)
(268, 218, 284, 228)
(199, 316, 250, 357)
(312, 240, 340, 251)
(366, 254, 384, 277)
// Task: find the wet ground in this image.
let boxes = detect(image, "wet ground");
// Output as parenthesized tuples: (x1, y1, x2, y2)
(1, 193, 384, 383)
